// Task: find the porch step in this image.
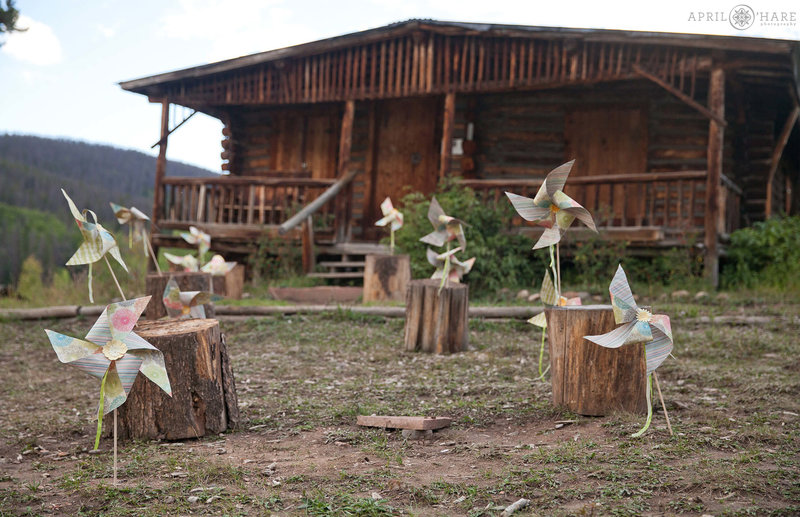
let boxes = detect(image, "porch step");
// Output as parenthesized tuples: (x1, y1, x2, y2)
(317, 261, 366, 268)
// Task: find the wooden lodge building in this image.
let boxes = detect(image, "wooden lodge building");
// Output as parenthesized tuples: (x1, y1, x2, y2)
(120, 20, 800, 284)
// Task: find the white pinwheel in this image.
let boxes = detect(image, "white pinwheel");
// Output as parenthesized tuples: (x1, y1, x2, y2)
(375, 197, 404, 254)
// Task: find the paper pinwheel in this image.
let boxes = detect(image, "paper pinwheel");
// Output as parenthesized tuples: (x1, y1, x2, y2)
(426, 247, 475, 284)
(110, 202, 151, 255)
(162, 276, 214, 319)
(181, 226, 211, 263)
(375, 197, 404, 254)
(164, 252, 199, 272)
(420, 197, 467, 250)
(201, 254, 237, 276)
(45, 296, 172, 448)
(505, 161, 597, 250)
(584, 265, 673, 437)
(528, 271, 581, 378)
(63, 189, 128, 303)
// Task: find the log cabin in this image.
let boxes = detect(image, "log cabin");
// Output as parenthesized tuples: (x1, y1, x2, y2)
(120, 20, 800, 285)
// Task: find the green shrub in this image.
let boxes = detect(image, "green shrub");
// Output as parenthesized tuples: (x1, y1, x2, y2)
(721, 215, 800, 290)
(16, 255, 45, 301)
(392, 178, 546, 298)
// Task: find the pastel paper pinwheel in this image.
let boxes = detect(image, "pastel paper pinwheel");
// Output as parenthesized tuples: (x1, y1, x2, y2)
(426, 247, 475, 284)
(162, 276, 214, 319)
(420, 197, 467, 250)
(110, 202, 151, 255)
(201, 254, 237, 276)
(505, 161, 597, 250)
(181, 226, 211, 263)
(62, 189, 128, 303)
(584, 265, 674, 437)
(164, 252, 199, 272)
(528, 271, 581, 378)
(375, 197, 404, 254)
(45, 296, 172, 449)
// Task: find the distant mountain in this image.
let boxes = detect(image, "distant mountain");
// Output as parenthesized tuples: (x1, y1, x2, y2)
(0, 134, 216, 285)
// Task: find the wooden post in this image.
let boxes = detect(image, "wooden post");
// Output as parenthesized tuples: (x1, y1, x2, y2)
(210, 264, 245, 299)
(704, 66, 725, 287)
(152, 99, 169, 232)
(439, 92, 456, 178)
(145, 272, 214, 320)
(335, 100, 355, 243)
(765, 104, 799, 218)
(546, 305, 647, 416)
(404, 279, 468, 354)
(363, 254, 411, 303)
(115, 319, 239, 440)
(301, 216, 315, 273)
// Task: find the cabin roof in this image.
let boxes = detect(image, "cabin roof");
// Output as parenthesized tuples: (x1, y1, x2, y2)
(120, 18, 798, 95)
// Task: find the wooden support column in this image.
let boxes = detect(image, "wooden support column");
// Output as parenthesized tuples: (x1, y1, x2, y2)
(704, 67, 725, 287)
(765, 104, 799, 218)
(439, 92, 456, 178)
(335, 100, 355, 243)
(151, 98, 170, 271)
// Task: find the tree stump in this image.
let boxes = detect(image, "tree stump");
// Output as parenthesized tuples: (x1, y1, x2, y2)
(363, 254, 411, 303)
(115, 319, 239, 441)
(404, 279, 468, 354)
(211, 264, 245, 299)
(546, 305, 647, 416)
(145, 272, 215, 320)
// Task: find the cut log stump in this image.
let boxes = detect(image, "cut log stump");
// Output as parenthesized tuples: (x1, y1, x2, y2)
(363, 254, 411, 303)
(145, 272, 214, 320)
(115, 319, 239, 441)
(404, 279, 468, 354)
(546, 305, 647, 416)
(211, 264, 245, 299)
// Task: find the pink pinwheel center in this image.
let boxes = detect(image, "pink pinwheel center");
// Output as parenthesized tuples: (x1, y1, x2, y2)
(636, 308, 653, 322)
(102, 339, 127, 361)
(111, 308, 137, 332)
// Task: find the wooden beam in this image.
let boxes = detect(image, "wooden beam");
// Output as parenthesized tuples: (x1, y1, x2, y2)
(439, 92, 456, 178)
(153, 98, 170, 241)
(150, 110, 197, 148)
(633, 64, 726, 127)
(336, 100, 356, 242)
(704, 66, 725, 287)
(765, 103, 799, 218)
(356, 415, 452, 431)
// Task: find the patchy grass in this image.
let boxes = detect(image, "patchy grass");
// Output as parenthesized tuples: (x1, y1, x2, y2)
(1, 297, 799, 516)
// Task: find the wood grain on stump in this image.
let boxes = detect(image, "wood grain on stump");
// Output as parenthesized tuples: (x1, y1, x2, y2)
(363, 254, 411, 303)
(211, 264, 245, 299)
(145, 272, 214, 320)
(546, 305, 647, 416)
(404, 279, 468, 354)
(114, 319, 239, 441)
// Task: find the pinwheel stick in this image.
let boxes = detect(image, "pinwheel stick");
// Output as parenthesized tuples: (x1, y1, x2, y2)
(439, 242, 451, 291)
(537, 328, 550, 380)
(113, 409, 118, 484)
(145, 238, 162, 274)
(104, 256, 127, 301)
(556, 243, 562, 296)
(390, 229, 395, 255)
(653, 372, 674, 436)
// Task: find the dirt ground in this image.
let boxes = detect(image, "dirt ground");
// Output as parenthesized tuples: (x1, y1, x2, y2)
(1, 295, 799, 516)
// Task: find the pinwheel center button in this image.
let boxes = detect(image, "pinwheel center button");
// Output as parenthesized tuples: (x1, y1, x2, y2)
(103, 339, 128, 361)
(550, 204, 560, 214)
(636, 308, 653, 322)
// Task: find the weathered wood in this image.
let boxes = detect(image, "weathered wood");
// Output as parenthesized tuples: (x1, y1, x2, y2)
(152, 99, 169, 237)
(404, 279, 468, 354)
(546, 305, 647, 416)
(633, 64, 726, 126)
(765, 104, 799, 217)
(362, 254, 411, 303)
(704, 66, 725, 287)
(115, 319, 238, 440)
(145, 272, 215, 320)
(356, 415, 452, 430)
(439, 92, 456, 178)
(211, 264, 245, 299)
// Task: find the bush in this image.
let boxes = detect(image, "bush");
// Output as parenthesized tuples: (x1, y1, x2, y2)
(16, 255, 44, 301)
(392, 178, 546, 298)
(721, 215, 800, 290)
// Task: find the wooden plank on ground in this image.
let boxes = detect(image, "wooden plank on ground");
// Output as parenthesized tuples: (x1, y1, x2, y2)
(356, 415, 452, 430)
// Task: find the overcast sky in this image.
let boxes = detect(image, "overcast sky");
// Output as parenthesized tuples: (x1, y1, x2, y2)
(1, 0, 798, 172)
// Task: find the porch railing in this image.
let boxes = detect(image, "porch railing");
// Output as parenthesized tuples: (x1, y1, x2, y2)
(462, 170, 742, 241)
(159, 175, 337, 234)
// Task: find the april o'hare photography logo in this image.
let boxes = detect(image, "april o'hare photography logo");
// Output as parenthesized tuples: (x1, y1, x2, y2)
(729, 4, 755, 29)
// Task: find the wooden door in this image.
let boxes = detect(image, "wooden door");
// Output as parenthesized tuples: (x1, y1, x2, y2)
(564, 108, 648, 226)
(366, 97, 439, 238)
